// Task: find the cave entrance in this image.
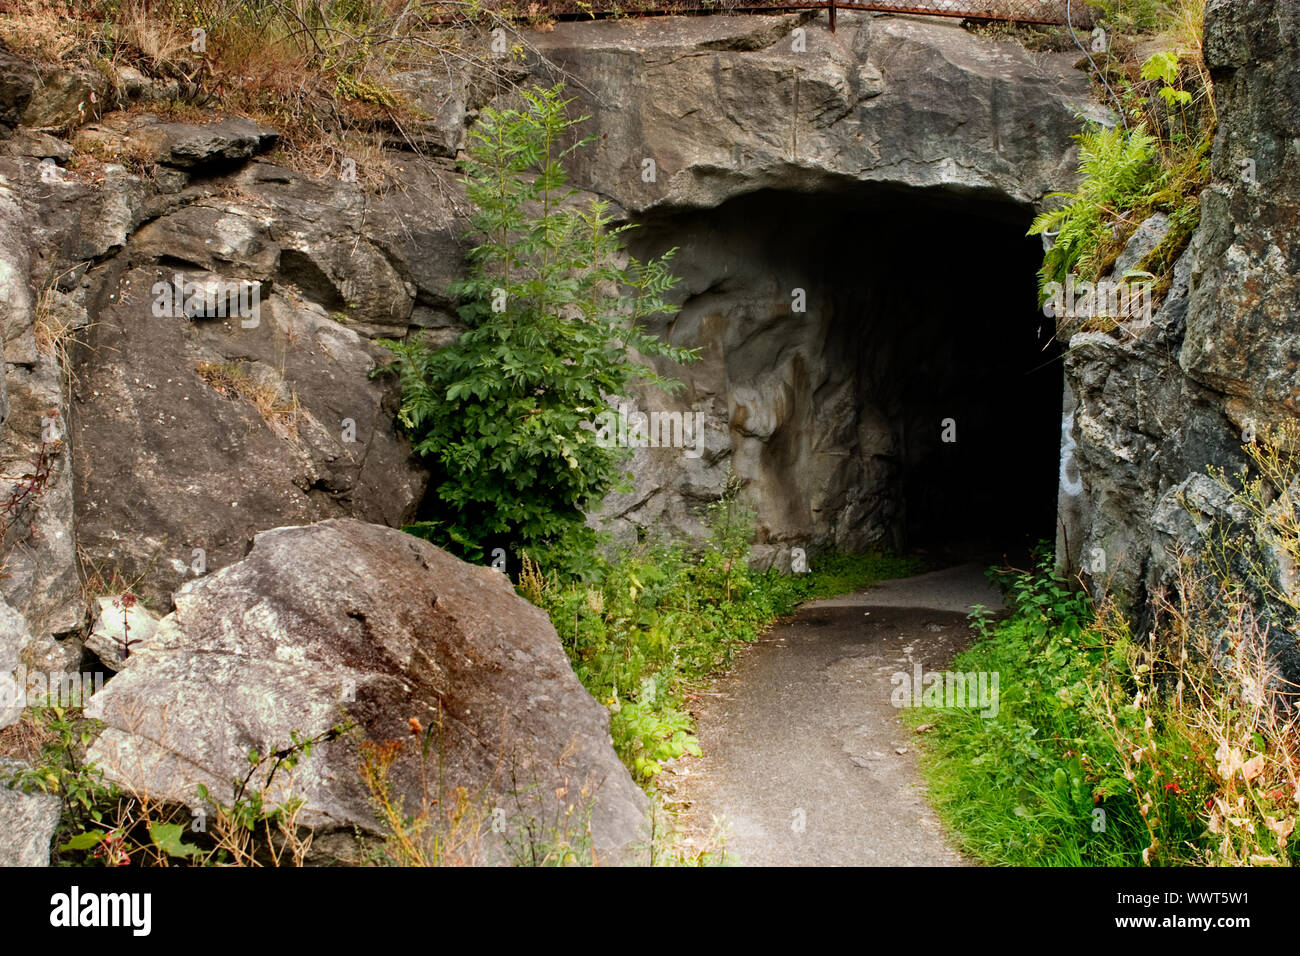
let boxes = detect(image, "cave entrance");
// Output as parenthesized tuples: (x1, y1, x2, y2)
(628, 184, 1062, 566)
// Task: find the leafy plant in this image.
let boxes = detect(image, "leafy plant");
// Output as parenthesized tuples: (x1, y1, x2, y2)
(9, 707, 121, 861)
(381, 83, 698, 576)
(912, 517, 1300, 866)
(908, 551, 1200, 865)
(1029, 123, 1163, 298)
(1034, 0, 1214, 323)
(1142, 51, 1192, 108)
(8, 709, 339, 866)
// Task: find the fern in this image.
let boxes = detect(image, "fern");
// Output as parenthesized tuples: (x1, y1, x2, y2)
(1029, 123, 1163, 300)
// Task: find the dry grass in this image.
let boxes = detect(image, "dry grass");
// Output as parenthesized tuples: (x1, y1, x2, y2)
(1154, 0, 1215, 126)
(33, 285, 72, 358)
(1090, 422, 1300, 865)
(359, 734, 497, 866)
(1096, 577, 1300, 866)
(214, 180, 258, 205)
(195, 360, 303, 442)
(641, 791, 730, 866)
(0, 707, 59, 764)
(0, 0, 567, 187)
(358, 708, 614, 866)
(964, 19, 1077, 53)
(267, 128, 406, 191)
(31, 272, 91, 384)
(76, 543, 156, 608)
(69, 129, 162, 180)
(0, 1, 85, 63)
(111, 0, 194, 73)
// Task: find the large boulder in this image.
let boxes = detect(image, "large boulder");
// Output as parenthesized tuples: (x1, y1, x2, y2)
(85, 519, 648, 863)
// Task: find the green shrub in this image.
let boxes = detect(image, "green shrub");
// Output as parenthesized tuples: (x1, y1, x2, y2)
(1033, 1, 1214, 323)
(381, 83, 697, 577)
(907, 553, 1155, 865)
(910, 542, 1297, 867)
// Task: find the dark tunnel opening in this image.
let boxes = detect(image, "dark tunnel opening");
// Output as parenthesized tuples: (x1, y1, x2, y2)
(627, 184, 1064, 566)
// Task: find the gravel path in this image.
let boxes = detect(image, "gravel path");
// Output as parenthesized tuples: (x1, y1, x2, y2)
(665, 564, 1003, 866)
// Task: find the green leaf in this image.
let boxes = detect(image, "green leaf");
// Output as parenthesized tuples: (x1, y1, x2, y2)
(149, 822, 201, 859)
(1140, 51, 1179, 87)
(60, 829, 107, 851)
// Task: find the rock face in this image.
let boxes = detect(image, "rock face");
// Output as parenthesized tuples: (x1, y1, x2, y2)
(0, 145, 84, 680)
(0, 13, 1104, 716)
(1058, 246, 1246, 613)
(1184, 0, 1300, 436)
(1058, 0, 1300, 671)
(70, 257, 427, 608)
(527, 14, 1096, 213)
(54, 118, 448, 607)
(0, 598, 37, 728)
(511, 12, 1095, 565)
(0, 760, 61, 865)
(86, 519, 648, 862)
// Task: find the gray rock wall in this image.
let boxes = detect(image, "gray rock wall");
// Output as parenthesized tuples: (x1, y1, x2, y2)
(1060, 0, 1300, 661)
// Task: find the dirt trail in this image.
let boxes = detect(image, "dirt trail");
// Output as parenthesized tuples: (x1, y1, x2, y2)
(666, 564, 1003, 866)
